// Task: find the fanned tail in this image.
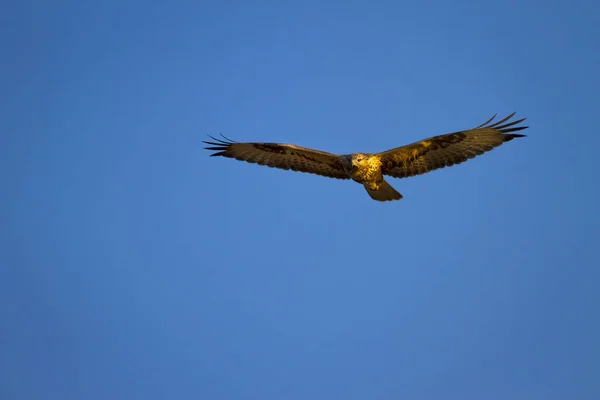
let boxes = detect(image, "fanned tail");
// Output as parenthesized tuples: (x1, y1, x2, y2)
(364, 179, 403, 202)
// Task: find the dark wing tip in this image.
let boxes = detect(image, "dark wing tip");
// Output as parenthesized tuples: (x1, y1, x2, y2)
(206, 133, 235, 144)
(475, 114, 498, 128)
(477, 112, 529, 135)
(504, 133, 527, 142)
(203, 133, 236, 156)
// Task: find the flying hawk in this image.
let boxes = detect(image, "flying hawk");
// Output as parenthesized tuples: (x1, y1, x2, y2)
(204, 113, 527, 201)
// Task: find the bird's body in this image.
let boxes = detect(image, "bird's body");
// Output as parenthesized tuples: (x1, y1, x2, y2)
(340, 153, 383, 188)
(204, 113, 527, 202)
(339, 153, 400, 201)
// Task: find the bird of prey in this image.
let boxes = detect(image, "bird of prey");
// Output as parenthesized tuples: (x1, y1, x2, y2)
(203, 113, 527, 201)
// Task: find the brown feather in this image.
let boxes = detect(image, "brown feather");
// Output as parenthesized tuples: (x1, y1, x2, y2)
(378, 113, 528, 179)
(202, 135, 350, 180)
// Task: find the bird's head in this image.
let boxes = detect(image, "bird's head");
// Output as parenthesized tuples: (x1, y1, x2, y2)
(351, 153, 368, 167)
(341, 153, 369, 174)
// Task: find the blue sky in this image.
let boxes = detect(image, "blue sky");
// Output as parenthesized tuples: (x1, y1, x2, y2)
(2, 0, 599, 399)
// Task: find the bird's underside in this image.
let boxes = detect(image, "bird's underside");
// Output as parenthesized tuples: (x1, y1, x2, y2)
(203, 113, 528, 202)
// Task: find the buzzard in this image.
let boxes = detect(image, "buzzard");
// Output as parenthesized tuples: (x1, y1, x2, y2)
(204, 113, 527, 201)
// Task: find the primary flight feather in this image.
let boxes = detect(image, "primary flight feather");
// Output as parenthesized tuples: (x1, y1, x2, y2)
(204, 112, 527, 202)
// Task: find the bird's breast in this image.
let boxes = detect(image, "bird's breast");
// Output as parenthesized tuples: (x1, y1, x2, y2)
(349, 157, 383, 184)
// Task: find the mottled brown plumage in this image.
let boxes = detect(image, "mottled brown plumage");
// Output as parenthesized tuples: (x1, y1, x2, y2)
(204, 113, 527, 202)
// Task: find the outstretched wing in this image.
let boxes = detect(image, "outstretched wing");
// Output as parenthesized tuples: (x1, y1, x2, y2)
(203, 135, 350, 179)
(378, 113, 528, 179)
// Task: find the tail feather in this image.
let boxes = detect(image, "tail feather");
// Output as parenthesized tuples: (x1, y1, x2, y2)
(365, 179, 403, 202)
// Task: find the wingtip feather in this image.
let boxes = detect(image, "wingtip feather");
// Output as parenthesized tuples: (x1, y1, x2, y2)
(504, 133, 527, 141)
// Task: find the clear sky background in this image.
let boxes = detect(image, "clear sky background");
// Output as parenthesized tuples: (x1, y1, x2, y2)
(2, 0, 599, 399)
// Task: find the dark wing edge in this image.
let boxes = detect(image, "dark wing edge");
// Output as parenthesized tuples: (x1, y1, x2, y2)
(203, 133, 239, 157)
(202, 134, 350, 180)
(472, 112, 528, 136)
(379, 112, 528, 179)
